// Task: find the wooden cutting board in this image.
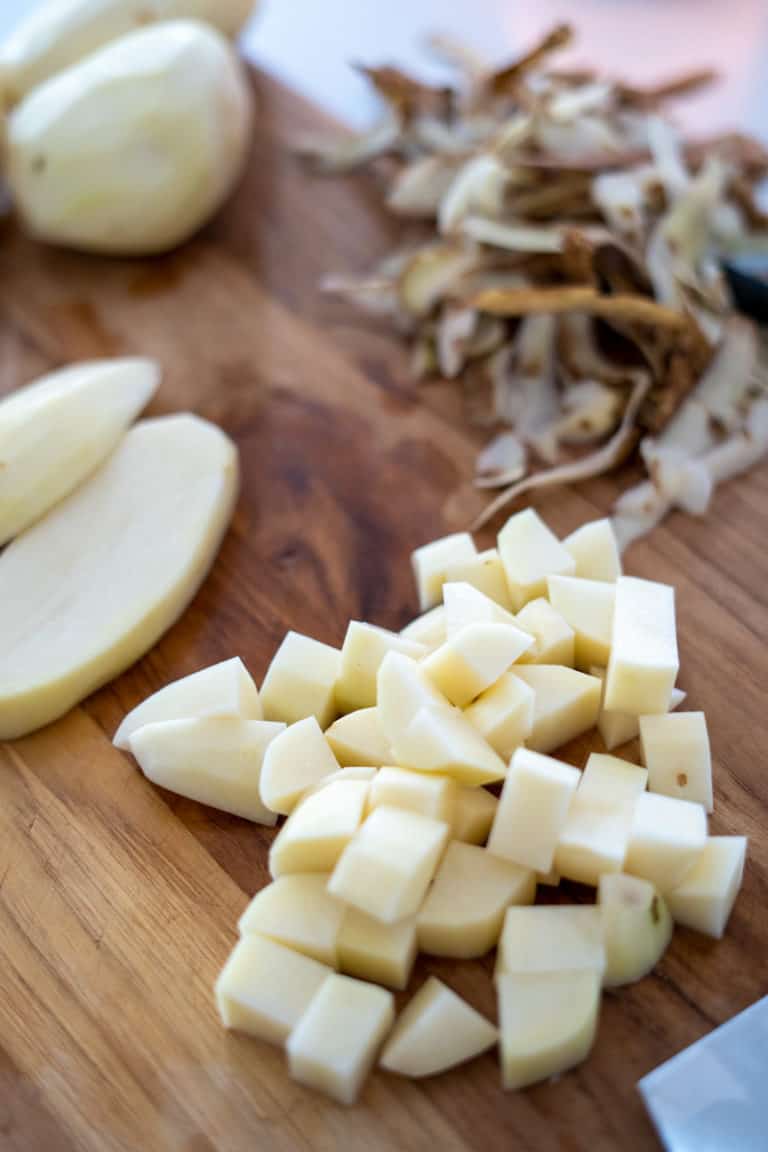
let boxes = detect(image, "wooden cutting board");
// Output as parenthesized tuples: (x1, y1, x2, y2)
(0, 69, 765, 1152)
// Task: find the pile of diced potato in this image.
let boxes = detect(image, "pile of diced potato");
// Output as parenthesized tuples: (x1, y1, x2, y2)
(115, 508, 747, 1105)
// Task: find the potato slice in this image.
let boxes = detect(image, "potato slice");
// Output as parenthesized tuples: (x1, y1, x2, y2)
(495, 905, 605, 978)
(0, 357, 158, 546)
(442, 547, 513, 610)
(336, 621, 427, 712)
(422, 621, 533, 707)
(666, 836, 747, 938)
(639, 712, 713, 812)
(464, 672, 535, 759)
(113, 656, 260, 750)
(624, 792, 707, 891)
(515, 598, 575, 667)
(260, 717, 340, 816)
(418, 842, 535, 958)
(452, 786, 498, 845)
(605, 577, 678, 715)
(324, 707, 393, 767)
(129, 715, 283, 823)
(338, 908, 417, 990)
(328, 806, 449, 924)
(238, 875, 345, 967)
(411, 532, 477, 611)
(497, 508, 575, 611)
(591, 666, 686, 751)
(0, 414, 238, 740)
(369, 766, 456, 822)
(269, 779, 370, 877)
(394, 705, 508, 786)
(380, 977, 498, 1078)
(508, 665, 602, 754)
(546, 575, 615, 671)
(442, 581, 517, 636)
(287, 973, 394, 1105)
(488, 748, 580, 873)
(260, 631, 341, 729)
(215, 934, 332, 1045)
(498, 970, 601, 1090)
(399, 605, 446, 652)
(562, 518, 621, 582)
(598, 874, 673, 986)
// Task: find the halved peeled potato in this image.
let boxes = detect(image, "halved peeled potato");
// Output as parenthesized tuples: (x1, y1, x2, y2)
(380, 977, 498, 1078)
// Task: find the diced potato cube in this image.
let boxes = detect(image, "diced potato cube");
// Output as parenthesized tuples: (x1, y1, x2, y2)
(452, 786, 498, 845)
(369, 766, 456, 822)
(495, 905, 605, 977)
(336, 621, 426, 713)
(215, 934, 331, 1044)
(380, 977, 498, 1078)
(269, 779, 369, 877)
(418, 841, 535, 958)
(598, 874, 673, 987)
(536, 868, 561, 887)
(238, 875, 345, 966)
(422, 621, 533, 707)
(338, 908, 417, 990)
(325, 707, 393, 767)
(554, 753, 647, 886)
(305, 767, 378, 794)
(546, 575, 615, 671)
(260, 631, 341, 728)
(442, 548, 513, 610)
(442, 581, 517, 636)
(377, 651, 446, 743)
(412, 532, 477, 612)
(114, 656, 261, 750)
(605, 578, 678, 715)
(129, 716, 284, 824)
(400, 605, 446, 652)
(260, 716, 340, 816)
(498, 970, 601, 1091)
(624, 791, 707, 891)
(287, 973, 394, 1105)
(497, 508, 575, 612)
(666, 836, 747, 938)
(639, 712, 713, 812)
(515, 597, 575, 667)
(328, 806, 449, 924)
(508, 665, 602, 754)
(562, 518, 621, 583)
(394, 704, 507, 786)
(488, 748, 580, 873)
(464, 672, 535, 759)
(591, 665, 686, 751)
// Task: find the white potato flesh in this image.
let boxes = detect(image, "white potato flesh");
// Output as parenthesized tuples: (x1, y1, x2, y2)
(498, 969, 601, 1090)
(0, 357, 158, 546)
(394, 704, 508, 786)
(515, 597, 575, 667)
(238, 875, 345, 967)
(287, 973, 394, 1105)
(399, 605, 446, 652)
(324, 707, 393, 767)
(336, 621, 426, 712)
(418, 841, 535, 958)
(369, 766, 456, 823)
(666, 836, 747, 938)
(328, 805, 449, 924)
(508, 665, 602, 754)
(546, 575, 615, 671)
(0, 414, 237, 740)
(114, 657, 260, 750)
(488, 748, 580, 873)
(422, 621, 533, 707)
(260, 717, 340, 816)
(554, 753, 647, 886)
(452, 786, 498, 845)
(305, 767, 378, 795)
(464, 671, 535, 760)
(639, 712, 713, 812)
(442, 581, 517, 637)
(497, 508, 575, 611)
(380, 977, 498, 1078)
(411, 532, 477, 611)
(6, 21, 253, 255)
(442, 547, 513, 610)
(0, 0, 256, 104)
(562, 518, 622, 582)
(495, 905, 605, 978)
(216, 934, 332, 1044)
(624, 791, 707, 891)
(260, 631, 341, 730)
(377, 651, 447, 742)
(591, 665, 686, 751)
(605, 577, 679, 715)
(129, 715, 282, 823)
(338, 908, 417, 990)
(269, 778, 370, 878)
(598, 874, 673, 987)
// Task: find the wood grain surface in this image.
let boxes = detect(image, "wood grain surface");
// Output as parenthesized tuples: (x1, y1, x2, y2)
(0, 69, 766, 1152)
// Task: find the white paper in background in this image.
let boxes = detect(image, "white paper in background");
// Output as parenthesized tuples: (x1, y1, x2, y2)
(639, 996, 768, 1152)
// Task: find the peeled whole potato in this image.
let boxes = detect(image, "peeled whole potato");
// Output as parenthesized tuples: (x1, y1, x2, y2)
(5, 20, 253, 255)
(0, 0, 256, 105)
